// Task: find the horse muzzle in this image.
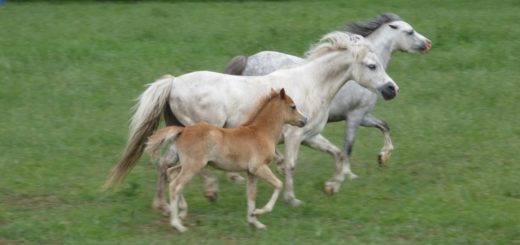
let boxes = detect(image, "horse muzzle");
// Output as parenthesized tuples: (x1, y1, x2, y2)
(297, 117, 308, 128)
(379, 82, 398, 100)
(419, 39, 432, 54)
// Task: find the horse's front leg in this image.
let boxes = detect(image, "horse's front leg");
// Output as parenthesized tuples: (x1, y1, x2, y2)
(303, 134, 351, 195)
(361, 113, 393, 165)
(283, 133, 303, 206)
(252, 164, 282, 216)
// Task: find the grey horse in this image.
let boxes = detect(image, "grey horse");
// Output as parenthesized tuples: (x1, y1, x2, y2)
(224, 13, 432, 195)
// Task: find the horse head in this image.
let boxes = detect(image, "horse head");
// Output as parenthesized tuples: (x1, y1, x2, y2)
(351, 41, 399, 100)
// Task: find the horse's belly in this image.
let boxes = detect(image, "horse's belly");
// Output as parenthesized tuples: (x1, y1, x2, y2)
(208, 161, 244, 172)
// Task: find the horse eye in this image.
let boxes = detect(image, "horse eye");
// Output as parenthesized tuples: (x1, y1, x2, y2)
(290, 104, 296, 110)
(407, 30, 415, 35)
(367, 64, 376, 70)
(389, 24, 398, 30)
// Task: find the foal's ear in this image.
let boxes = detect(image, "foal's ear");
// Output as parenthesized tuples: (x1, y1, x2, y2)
(280, 88, 286, 99)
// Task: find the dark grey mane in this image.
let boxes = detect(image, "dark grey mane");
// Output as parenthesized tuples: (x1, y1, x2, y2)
(347, 13, 402, 37)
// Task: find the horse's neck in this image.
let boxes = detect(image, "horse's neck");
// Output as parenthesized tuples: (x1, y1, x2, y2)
(246, 101, 285, 143)
(366, 31, 395, 69)
(296, 52, 353, 102)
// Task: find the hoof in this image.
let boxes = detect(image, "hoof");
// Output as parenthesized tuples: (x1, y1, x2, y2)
(205, 191, 218, 202)
(324, 185, 335, 196)
(249, 220, 267, 230)
(227, 173, 246, 184)
(324, 181, 341, 195)
(171, 221, 188, 232)
(285, 197, 303, 206)
(378, 152, 391, 166)
(347, 172, 358, 180)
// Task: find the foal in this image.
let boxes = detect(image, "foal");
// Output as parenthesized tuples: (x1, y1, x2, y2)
(145, 89, 307, 232)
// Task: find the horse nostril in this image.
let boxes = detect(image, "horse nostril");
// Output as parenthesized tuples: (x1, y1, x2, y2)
(388, 84, 396, 92)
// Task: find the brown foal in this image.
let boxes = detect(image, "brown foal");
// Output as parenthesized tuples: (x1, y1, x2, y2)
(144, 88, 307, 232)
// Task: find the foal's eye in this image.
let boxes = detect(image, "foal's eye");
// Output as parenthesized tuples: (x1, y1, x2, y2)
(407, 30, 415, 35)
(389, 24, 398, 30)
(367, 64, 377, 70)
(290, 104, 296, 110)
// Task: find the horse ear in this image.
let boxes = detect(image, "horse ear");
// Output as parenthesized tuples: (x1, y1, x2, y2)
(280, 88, 286, 99)
(355, 45, 369, 62)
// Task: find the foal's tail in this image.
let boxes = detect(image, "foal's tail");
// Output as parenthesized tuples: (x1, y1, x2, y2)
(103, 75, 175, 189)
(145, 126, 184, 160)
(223, 55, 248, 75)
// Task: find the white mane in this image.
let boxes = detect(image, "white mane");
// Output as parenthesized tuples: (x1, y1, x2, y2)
(304, 31, 368, 60)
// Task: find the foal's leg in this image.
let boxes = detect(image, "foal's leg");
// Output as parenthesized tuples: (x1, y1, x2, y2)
(246, 172, 266, 229)
(361, 113, 393, 165)
(252, 165, 282, 216)
(167, 166, 188, 219)
(303, 134, 352, 195)
(169, 165, 198, 232)
(283, 132, 304, 206)
(153, 146, 178, 215)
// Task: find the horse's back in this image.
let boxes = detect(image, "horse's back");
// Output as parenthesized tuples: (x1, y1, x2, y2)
(169, 73, 271, 128)
(244, 51, 303, 76)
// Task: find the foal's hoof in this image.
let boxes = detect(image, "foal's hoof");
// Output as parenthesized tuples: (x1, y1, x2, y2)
(378, 152, 391, 165)
(205, 191, 218, 202)
(171, 221, 188, 233)
(249, 220, 267, 230)
(285, 197, 303, 206)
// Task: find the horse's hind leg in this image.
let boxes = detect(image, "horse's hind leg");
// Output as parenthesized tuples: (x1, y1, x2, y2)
(200, 169, 219, 202)
(252, 165, 282, 216)
(361, 113, 393, 165)
(153, 145, 178, 215)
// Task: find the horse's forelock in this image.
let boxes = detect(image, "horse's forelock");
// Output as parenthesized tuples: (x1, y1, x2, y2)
(347, 13, 402, 37)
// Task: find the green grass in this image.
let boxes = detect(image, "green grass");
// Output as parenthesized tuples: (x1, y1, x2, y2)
(1, 0, 519, 244)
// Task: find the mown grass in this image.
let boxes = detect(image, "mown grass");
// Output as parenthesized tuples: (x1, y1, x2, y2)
(0, 0, 519, 244)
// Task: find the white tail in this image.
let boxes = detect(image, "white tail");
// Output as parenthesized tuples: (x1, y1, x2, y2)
(104, 75, 175, 189)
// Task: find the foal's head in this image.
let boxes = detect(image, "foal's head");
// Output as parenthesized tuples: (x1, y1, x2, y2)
(277, 88, 307, 128)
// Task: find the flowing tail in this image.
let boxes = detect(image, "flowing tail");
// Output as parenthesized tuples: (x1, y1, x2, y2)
(103, 75, 175, 189)
(223, 55, 248, 75)
(145, 126, 184, 160)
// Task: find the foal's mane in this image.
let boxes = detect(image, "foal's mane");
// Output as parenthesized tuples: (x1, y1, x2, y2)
(241, 90, 280, 127)
(304, 31, 365, 60)
(346, 13, 402, 37)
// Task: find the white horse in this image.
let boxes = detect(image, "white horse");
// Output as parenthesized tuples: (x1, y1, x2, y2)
(104, 32, 399, 209)
(224, 13, 431, 194)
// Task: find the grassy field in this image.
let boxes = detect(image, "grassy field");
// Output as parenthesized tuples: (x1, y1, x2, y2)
(1, 0, 519, 244)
